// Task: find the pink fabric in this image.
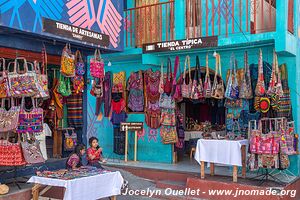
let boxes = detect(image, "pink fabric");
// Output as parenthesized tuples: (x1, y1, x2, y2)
(67, 154, 80, 168)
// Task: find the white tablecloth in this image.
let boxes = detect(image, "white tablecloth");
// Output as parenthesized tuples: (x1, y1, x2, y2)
(194, 139, 248, 167)
(28, 171, 124, 200)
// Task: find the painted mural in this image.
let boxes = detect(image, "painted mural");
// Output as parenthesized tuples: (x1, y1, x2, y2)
(0, 0, 123, 51)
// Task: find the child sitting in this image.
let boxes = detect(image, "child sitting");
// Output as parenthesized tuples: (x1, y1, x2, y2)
(66, 144, 86, 170)
(87, 137, 106, 169)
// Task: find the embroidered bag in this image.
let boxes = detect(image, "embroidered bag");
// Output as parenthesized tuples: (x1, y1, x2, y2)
(191, 56, 204, 100)
(164, 58, 173, 95)
(277, 64, 291, 118)
(75, 50, 85, 76)
(21, 136, 45, 164)
(267, 50, 278, 96)
(225, 54, 239, 99)
(203, 54, 212, 98)
(159, 93, 175, 109)
(90, 49, 105, 79)
(0, 98, 20, 133)
(72, 75, 84, 94)
(182, 56, 192, 98)
(159, 62, 164, 94)
(113, 71, 126, 93)
(249, 120, 262, 154)
(211, 53, 225, 99)
(172, 56, 183, 102)
(145, 108, 161, 129)
(17, 98, 43, 134)
(255, 49, 266, 96)
(145, 70, 161, 103)
(0, 58, 9, 98)
(64, 129, 77, 151)
(0, 139, 26, 166)
(8, 57, 38, 97)
(161, 126, 178, 144)
(58, 75, 71, 97)
(34, 61, 49, 99)
(160, 108, 176, 126)
(239, 51, 253, 99)
(60, 44, 75, 77)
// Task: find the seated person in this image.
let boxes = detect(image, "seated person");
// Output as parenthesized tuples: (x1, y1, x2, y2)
(87, 137, 106, 169)
(66, 144, 86, 170)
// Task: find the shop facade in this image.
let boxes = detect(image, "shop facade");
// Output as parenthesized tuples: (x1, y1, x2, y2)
(84, 0, 300, 177)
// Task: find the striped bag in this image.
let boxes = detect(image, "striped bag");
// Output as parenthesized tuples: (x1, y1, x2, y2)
(277, 64, 291, 119)
(67, 93, 83, 127)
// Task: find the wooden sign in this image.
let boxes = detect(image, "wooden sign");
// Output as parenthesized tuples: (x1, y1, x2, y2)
(120, 122, 143, 131)
(142, 36, 218, 53)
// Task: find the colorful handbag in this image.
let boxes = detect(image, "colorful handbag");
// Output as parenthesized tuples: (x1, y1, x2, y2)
(90, 49, 105, 79)
(164, 58, 173, 95)
(277, 64, 291, 118)
(0, 139, 26, 166)
(160, 108, 176, 126)
(0, 58, 10, 98)
(211, 53, 225, 99)
(191, 56, 204, 100)
(225, 54, 239, 99)
(34, 61, 49, 99)
(160, 126, 178, 144)
(0, 98, 20, 133)
(267, 51, 278, 96)
(17, 98, 43, 134)
(172, 56, 183, 102)
(64, 129, 77, 151)
(60, 44, 75, 77)
(181, 56, 192, 98)
(8, 58, 38, 97)
(72, 75, 84, 94)
(58, 75, 72, 97)
(113, 71, 126, 93)
(274, 53, 283, 97)
(255, 49, 266, 96)
(159, 62, 164, 94)
(21, 137, 45, 164)
(203, 54, 212, 98)
(249, 121, 262, 154)
(159, 93, 175, 109)
(239, 51, 253, 99)
(75, 50, 85, 76)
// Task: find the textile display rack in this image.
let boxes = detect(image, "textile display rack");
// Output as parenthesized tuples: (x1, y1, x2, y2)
(248, 117, 292, 185)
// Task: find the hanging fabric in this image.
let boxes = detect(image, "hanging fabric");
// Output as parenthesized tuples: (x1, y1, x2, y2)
(159, 62, 164, 94)
(164, 58, 173, 95)
(277, 64, 292, 118)
(127, 71, 144, 112)
(191, 56, 204, 100)
(239, 51, 253, 99)
(172, 56, 183, 102)
(58, 75, 72, 97)
(60, 44, 75, 77)
(255, 49, 266, 96)
(211, 53, 225, 99)
(67, 93, 83, 128)
(0, 58, 10, 98)
(181, 55, 192, 99)
(203, 53, 212, 98)
(225, 53, 239, 100)
(104, 72, 112, 117)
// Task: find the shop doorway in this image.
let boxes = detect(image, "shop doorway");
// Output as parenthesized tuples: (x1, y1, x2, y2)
(176, 67, 226, 163)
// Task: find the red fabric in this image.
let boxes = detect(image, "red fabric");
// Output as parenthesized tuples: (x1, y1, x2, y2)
(87, 147, 101, 162)
(111, 98, 125, 114)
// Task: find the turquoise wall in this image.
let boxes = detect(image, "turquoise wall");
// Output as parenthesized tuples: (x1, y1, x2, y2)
(86, 56, 172, 163)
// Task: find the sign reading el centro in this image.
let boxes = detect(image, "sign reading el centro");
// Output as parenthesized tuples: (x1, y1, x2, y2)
(43, 18, 110, 47)
(143, 36, 218, 53)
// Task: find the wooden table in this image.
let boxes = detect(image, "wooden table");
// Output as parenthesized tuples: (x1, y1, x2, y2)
(195, 139, 248, 183)
(200, 145, 247, 182)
